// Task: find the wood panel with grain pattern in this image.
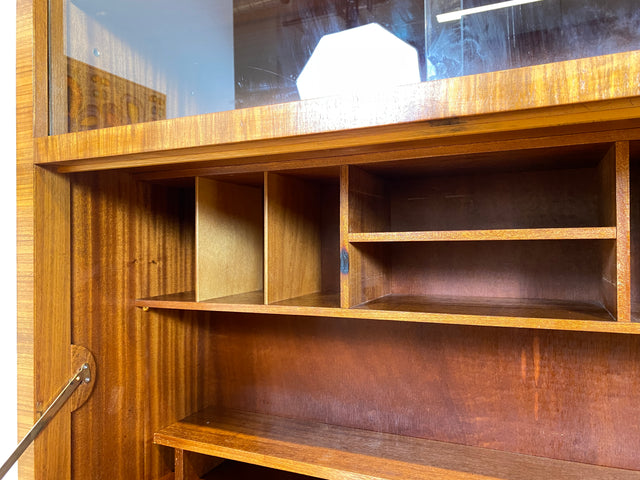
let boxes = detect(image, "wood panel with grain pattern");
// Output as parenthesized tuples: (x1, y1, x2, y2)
(190, 315, 640, 470)
(17, 1, 71, 480)
(69, 171, 214, 479)
(265, 173, 324, 304)
(156, 407, 640, 480)
(36, 51, 640, 172)
(196, 178, 263, 302)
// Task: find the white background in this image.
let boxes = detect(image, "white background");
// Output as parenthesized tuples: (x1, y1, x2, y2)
(1, 1, 19, 479)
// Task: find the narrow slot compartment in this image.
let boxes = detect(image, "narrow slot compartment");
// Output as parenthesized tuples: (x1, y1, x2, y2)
(196, 176, 264, 302)
(265, 171, 340, 307)
(350, 240, 615, 322)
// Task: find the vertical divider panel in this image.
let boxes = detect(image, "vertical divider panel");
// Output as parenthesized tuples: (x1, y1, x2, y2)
(345, 166, 391, 307)
(615, 142, 631, 322)
(599, 144, 618, 319)
(340, 166, 350, 308)
(264, 172, 322, 304)
(599, 142, 631, 322)
(195, 177, 263, 302)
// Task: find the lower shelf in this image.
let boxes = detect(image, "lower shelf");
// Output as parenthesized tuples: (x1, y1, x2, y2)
(154, 407, 640, 480)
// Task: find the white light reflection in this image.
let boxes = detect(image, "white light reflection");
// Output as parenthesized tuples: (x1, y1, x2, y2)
(437, 0, 543, 23)
(296, 23, 421, 100)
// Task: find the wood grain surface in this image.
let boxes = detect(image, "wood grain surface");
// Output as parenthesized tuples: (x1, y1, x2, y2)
(17, 1, 71, 480)
(70, 172, 203, 479)
(265, 173, 323, 304)
(156, 407, 640, 480)
(614, 142, 632, 321)
(135, 293, 640, 335)
(196, 178, 263, 301)
(36, 51, 640, 172)
(348, 228, 617, 242)
(195, 316, 640, 470)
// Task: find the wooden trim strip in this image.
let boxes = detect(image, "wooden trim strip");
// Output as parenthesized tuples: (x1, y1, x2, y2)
(134, 293, 640, 335)
(37, 50, 640, 171)
(348, 228, 618, 243)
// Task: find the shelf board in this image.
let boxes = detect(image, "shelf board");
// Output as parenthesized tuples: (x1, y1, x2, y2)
(348, 227, 617, 243)
(271, 292, 340, 309)
(355, 294, 613, 321)
(136, 293, 640, 334)
(154, 407, 640, 480)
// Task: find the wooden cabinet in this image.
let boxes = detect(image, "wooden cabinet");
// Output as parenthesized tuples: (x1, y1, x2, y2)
(16, 1, 640, 479)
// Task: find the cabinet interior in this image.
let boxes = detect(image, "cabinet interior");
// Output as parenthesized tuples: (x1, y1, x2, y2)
(66, 139, 640, 480)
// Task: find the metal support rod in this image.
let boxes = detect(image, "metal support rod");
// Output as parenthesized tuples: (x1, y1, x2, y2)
(0, 363, 92, 479)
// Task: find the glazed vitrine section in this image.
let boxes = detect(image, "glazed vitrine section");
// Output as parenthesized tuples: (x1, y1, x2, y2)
(51, 0, 640, 134)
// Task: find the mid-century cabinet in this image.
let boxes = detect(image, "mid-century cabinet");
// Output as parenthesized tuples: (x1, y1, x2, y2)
(17, 0, 640, 478)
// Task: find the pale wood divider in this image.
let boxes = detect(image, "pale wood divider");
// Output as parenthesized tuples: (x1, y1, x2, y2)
(195, 177, 263, 302)
(264, 173, 322, 304)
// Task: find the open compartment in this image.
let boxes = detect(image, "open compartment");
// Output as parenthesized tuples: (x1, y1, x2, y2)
(347, 144, 619, 236)
(348, 239, 617, 322)
(265, 170, 340, 308)
(196, 175, 264, 304)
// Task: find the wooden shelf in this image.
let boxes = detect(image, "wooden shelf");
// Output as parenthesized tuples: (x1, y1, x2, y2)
(348, 227, 617, 243)
(354, 294, 614, 322)
(136, 292, 640, 334)
(154, 407, 640, 480)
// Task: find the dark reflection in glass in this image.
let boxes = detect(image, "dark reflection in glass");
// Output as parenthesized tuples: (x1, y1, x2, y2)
(57, 0, 640, 134)
(425, 0, 640, 80)
(233, 0, 426, 108)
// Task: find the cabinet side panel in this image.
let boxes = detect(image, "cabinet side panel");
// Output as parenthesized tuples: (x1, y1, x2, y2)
(196, 178, 263, 301)
(70, 172, 209, 480)
(34, 169, 71, 480)
(18, 0, 62, 479)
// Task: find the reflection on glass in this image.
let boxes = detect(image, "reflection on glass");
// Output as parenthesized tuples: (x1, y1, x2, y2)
(56, 0, 640, 134)
(425, 0, 640, 80)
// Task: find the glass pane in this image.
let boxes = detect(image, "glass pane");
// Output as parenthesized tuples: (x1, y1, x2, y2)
(53, 0, 640, 134)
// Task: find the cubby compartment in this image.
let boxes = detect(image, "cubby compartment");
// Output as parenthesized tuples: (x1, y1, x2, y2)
(348, 240, 616, 322)
(346, 144, 619, 237)
(343, 142, 631, 323)
(196, 175, 264, 304)
(265, 170, 340, 308)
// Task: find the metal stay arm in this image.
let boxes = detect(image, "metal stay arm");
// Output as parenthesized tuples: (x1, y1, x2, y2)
(0, 363, 92, 479)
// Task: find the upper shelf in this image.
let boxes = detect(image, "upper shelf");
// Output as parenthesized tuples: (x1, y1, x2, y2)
(37, 51, 640, 174)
